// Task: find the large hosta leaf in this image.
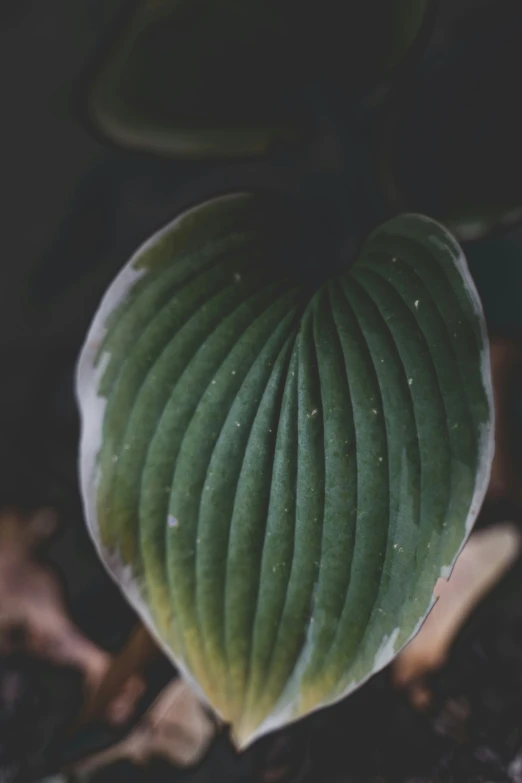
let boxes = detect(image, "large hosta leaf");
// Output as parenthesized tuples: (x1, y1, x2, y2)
(88, 0, 434, 158)
(77, 194, 493, 746)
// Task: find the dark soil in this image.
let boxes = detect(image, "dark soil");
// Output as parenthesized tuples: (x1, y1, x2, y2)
(253, 545, 522, 783)
(0, 656, 82, 783)
(5, 533, 522, 783)
(62, 526, 522, 783)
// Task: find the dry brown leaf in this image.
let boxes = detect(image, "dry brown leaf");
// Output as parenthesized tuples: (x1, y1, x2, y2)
(0, 507, 144, 725)
(393, 337, 522, 707)
(74, 624, 157, 730)
(72, 679, 216, 773)
(393, 523, 521, 704)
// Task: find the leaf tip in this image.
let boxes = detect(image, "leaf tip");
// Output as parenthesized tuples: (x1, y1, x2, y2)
(229, 720, 258, 752)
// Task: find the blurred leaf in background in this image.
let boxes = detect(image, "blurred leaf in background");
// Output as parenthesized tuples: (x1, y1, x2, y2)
(89, 0, 434, 158)
(378, 0, 522, 241)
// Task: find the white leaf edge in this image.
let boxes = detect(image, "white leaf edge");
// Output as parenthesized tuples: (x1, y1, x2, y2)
(76, 195, 495, 748)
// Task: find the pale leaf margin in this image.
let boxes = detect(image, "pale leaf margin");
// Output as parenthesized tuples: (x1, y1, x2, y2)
(76, 194, 495, 746)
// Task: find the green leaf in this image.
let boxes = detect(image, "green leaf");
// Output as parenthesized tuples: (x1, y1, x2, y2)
(77, 194, 493, 746)
(378, 2, 522, 241)
(89, 0, 435, 158)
